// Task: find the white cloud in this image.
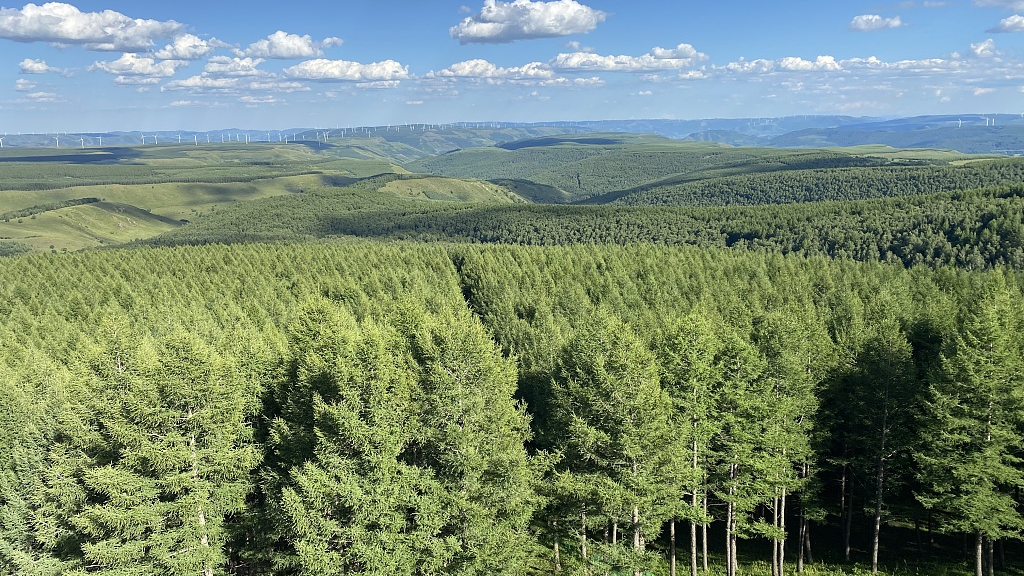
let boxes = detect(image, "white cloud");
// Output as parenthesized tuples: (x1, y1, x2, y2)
(637, 90, 652, 95)
(239, 95, 280, 104)
(282, 58, 409, 82)
(204, 56, 269, 77)
(24, 91, 58, 102)
(849, 14, 906, 31)
(989, 14, 1024, 31)
(90, 53, 186, 77)
(450, 0, 606, 44)
(970, 38, 999, 57)
(406, 100, 424, 105)
(779, 56, 842, 71)
(355, 80, 402, 89)
(168, 100, 226, 108)
(14, 78, 35, 90)
(0, 2, 181, 51)
(162, 75, 241, 92)
(18, 57, 57, 74)
(162, 75, 311, 94)
(551, 43, 708, 72)
(431, 58, 555, 83)
(238, 31, 342, 59)
(975, 0, 1024, 9)
(974, 87, 996, 94)
(114, 75, 160, 85)
(153, 34, 217, 60)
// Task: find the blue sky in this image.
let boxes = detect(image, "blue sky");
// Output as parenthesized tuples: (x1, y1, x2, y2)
(2, 0, 1024, 131)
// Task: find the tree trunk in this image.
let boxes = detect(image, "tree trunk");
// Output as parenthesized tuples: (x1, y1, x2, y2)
(691, 501, 698, 576)
(987, 538, 994, 576)
(975, 531, 983, 576)
(702, 495, 709, 572)
(632, 504, 641, 576)
(581, 509, 588, 564)
(670, 520, 676, 576)
(797, 510, 806, 573)
(844, 472, 854, 563)
(805, 519, 814, 564)
(872, 456, 885, 574)
(612, 520, 618, 545)
(780, 488, 787, 576)
(554, 521, 561, 573)
(772, 495, 780, 576)
(189, 423, 214, 576)
(726, 464, 736, 576)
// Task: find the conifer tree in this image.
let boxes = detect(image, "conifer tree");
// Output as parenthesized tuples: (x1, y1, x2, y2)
(74, 322, 259, 576)
(551, 310, 683, 576)
(917, 278, 1024, 576)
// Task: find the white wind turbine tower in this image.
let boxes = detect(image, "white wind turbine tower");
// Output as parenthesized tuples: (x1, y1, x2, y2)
(79, 138, 85, 149)
(153, 135, 159, 145)
(194, 135, 198, 145)
(0, 137, 4, 148)
(53, 134, 59, 148)
(177, 133, 182, 144)
(141, 135, 147, 145)
(98, 136, 102, 146)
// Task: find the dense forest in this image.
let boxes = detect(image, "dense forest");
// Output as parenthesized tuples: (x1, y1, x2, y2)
(2, 242, 1023, 576)
(145, 183, 1024, 271)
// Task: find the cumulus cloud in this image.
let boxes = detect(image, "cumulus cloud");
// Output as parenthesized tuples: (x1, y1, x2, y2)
(450, 0, 606, 44)
(973, 87, 996, 95)
(282, 58, 409, 82)
(204, 56, 269, 77)
(779, 55, 842, 71)
(240, 95, 280, 104)
(550, 43, 708, 72)
(849, 14, 905, 31)
(14, 78, 35, 90)
(0, 2, 181, 51)
(90, 53, 186, 77)
(18, 57, 61, 74)
(970, 38, 999, 57)
(989, 14, 1024, 31)
(153, 34, 219, 60)
(238, 31, 342, 59)
(431, 58, 555, 82)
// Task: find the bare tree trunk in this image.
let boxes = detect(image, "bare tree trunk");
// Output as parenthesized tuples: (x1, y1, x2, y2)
(871, 456, 885, 574)
(844, 468, 854, 563)
(702, 495, 709, 572)
(633, 504, 641, 576)
(670, 520, 676, 576)
(726, 464, 736, 576)
(987, 538, 994, 576)
(805, 519, 814, 564)
(772, 495, 780, 576)
(612, 521, 618, 545)
(554, 521, 561, 573)
(691, 496, 698, 576)
(581, 509, 588, 564)
(975, 531, 983, 576)
(780, 488, 787, 576)
(797, 510, 806, 573)
(188, 419, 214, 576)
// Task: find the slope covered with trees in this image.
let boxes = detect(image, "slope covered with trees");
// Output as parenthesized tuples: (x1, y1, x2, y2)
(2, 242, 1024, 576)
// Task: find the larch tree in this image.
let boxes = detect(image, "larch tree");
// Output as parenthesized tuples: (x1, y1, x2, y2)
(551, 309, 683, 576)
(74, 322, 260, 576)
(917, 277, 1024, 576)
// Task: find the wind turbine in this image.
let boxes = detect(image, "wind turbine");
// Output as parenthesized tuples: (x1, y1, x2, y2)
(79, 138, 85, 149)
(958, 118, 962, 129)
(141, 135, 147, 145)
(0, 137, 4, 148)
(53, 135, 59, 148)
(194, 135, 198, 145)
(177, 133, 182, 144)
(98, 136, 102, 146)
(152, 135, 159, 145)
(267, 132, 271, 142)
(207, 133, 211, 144)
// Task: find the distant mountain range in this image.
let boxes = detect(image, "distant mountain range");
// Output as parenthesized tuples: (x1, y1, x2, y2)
(2, 114, 1024, 155)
